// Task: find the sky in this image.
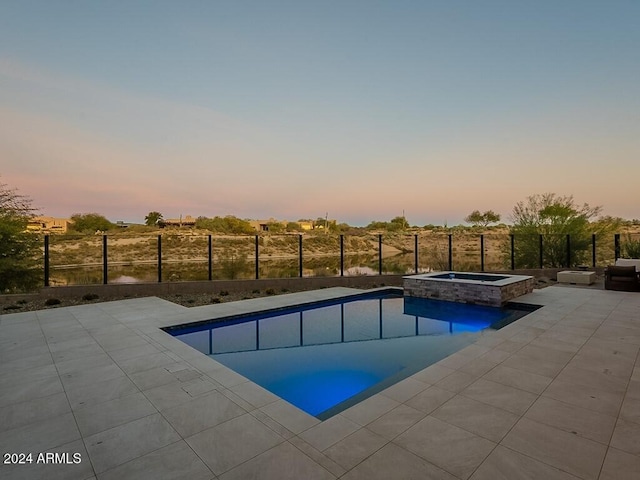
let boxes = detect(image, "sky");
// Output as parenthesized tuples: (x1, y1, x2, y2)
(1, 1, 639, 226)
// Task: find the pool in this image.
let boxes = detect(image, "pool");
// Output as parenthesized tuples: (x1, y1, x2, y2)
(167, 290, 536, 419)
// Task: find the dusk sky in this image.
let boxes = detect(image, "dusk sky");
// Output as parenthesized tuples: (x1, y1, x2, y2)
(1, 1, 638, 226)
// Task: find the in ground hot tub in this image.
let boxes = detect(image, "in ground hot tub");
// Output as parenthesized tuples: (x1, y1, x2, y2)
(403, 271, 535, 307)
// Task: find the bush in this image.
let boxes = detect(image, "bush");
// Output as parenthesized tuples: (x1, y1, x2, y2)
(210, 297, 221, 304)
(219, 290, 229, 296)
(265, 288, 276, 295)
(44, 298, 61, 306)
(82, 293, 99, 301)
(0, 180, 41, 293)
(622, 235, 640, 258)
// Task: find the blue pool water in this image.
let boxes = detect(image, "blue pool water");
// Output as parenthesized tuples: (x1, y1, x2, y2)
(168, 290, 534, 419)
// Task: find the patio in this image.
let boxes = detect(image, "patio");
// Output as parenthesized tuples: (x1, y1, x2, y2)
(1, 285, 639, 480)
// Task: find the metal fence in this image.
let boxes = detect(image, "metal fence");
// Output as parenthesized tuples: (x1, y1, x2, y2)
(42, 232, 636, 287)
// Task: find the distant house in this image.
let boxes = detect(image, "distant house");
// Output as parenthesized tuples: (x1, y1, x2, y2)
(26, 216, 72, 234)
(162, 215, 197, 228)
(249, 218, 282, 232)
(297, 221, 314, 231)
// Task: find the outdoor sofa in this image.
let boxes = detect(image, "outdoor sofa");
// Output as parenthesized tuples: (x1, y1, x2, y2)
(604, 265, 640, 292)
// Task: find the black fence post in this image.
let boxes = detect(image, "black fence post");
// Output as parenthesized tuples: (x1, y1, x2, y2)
(378, 234, 382, 275)
(208, 235, 212, 281)
(340, 235, 344, 277)
(255, 235, 259, 280)
(299, 234, 303, 278)
(448, 234, 453, 271)
(566, 234, 571, 268)
(592, 234, 596, 268)
(414, 234, 419, 273)
(480, 234, 485, 272)
(102, 235, 108, 285)
(44, 235, 49, 287)
(539, 234, 543, 269)
(614, 233, 621, 260)
(510, 234, 515, 270)
(157, 234, 162, 283)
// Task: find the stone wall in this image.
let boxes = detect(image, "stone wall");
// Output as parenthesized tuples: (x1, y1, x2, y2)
(404, 276, 535, 307)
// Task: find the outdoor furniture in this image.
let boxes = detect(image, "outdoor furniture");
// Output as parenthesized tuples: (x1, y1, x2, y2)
(557, 271, 596, 285)
(604, 265, 640, 292)
(615, 258, 640, 271)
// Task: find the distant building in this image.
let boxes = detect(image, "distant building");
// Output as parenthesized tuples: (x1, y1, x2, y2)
(297, 221, 314, 231)
(26, 216, 72, 234)
(249, 218, 282, 232)
(162, 215, 197, 227)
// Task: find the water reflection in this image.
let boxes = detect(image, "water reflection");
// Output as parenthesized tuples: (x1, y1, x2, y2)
(49, 253, 420, 285)
(170, 295, 512, 355)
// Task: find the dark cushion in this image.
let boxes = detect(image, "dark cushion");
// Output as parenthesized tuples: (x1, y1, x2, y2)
(606, 266, 637, 278)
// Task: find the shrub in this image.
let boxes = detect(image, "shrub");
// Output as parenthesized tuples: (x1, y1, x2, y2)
(3, 304, 21, 311)
(252, 289, 260, 294)
(210, 297, 221, 304)
(265, 288, 276, 295)
(82, 293, 99, 301)
(44, 298, 61, 306)
(622, 235, 640, 258)
(219, 290, 229, 296)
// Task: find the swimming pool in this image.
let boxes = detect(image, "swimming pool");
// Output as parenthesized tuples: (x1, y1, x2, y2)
(167, 290, 535, 419)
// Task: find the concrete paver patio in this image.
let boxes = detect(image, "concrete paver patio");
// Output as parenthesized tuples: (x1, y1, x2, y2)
(1, 286, 639, 479)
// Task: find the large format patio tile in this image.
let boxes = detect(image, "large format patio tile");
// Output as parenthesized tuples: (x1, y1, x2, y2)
(470, 445, 581, 480)
(340, 443, 457, 480)
(395, 416, 495, 479)
(524, 396, 616, 444)
(186, 413, 284, 475)
(404, 385, 456, 414)
(260, 400, 320, 434)
(542, 378, 624, 416)
(324, 427, 387, 470)
(220, 441, 335, 480)
(84, 413, 180, 474)
(340, 393, 400, 426)
(501, 418, 606, 480)
(461, 378, 537, 416)
(73, 392, 157, 437)
(482, 364, 552, 395)
(367, 404, 426, 440)
(610, 418, 640, 456)
(298, 414, 361, 452)
(98, 440, 213, 480)
(162, 389, 247, 437)
(432, 395, 519, 442)
(0, 412, 80, 455)
(0, 392, 70, 433)
(599, 447, 640, 480)
(65, 375, 139, 409)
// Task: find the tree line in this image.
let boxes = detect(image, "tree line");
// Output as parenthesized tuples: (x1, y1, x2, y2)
(1, 177, 639, 293)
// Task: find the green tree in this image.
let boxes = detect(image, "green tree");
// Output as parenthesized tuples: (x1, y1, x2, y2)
(389, 216, 409, 231)
(69, 213, 115, 233)
(145, 211, 163, 226)
(509, 193, 616, 268)
(0, 181, 41, 292)
(285, 221, 303, 232)
(195, 215, 255, 234)
(465, 210, 501, 227)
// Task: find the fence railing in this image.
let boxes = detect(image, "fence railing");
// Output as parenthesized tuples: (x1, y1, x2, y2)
(40, 232, 638, 287)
